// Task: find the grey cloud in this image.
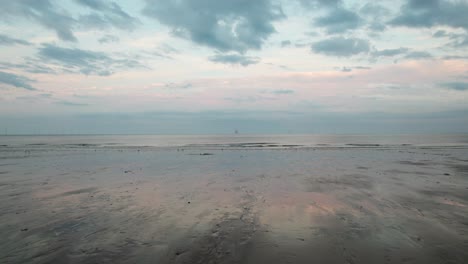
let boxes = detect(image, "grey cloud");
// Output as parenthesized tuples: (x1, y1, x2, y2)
(404, 51, 432, 60)
(372, 48, 410, 58)
(164, 82, 192, 89)
(0, 71, 36, 90)
(432, 30, 468, 47)
(303, 1, 382, 34)
(265, 62, 293, 71)
(224, 96, 265, 103)
(440, 82, 468, 91)
(75, 0, 140, 31)
(0, 1, 140, 43)
(295, 40, 313, 48)
(367, 22, 386, 32)
(38, 44, 110, 75)
(55, 101, 89, 106)
(271, 89, 294, 95)
(305, 31, 320, 37)
(79, 14, 108, 30)
(0, 61, 56, 74)
(37, 44, 147, 76)
(158, 44, 180, 54)
(299, 0, 342, 9)
(391, 0, 468, 30)
(443, 55, 468, 60)
(360, 3, 391, 17)
(432, 30, 463, 40)
(98, 35, 120, 44)
(336, 66, 371, 72)
(0, 34, 31, 46)
(371, 48, 434, 61)
(281, 40, 292, 47)
(433, 30, 449, 38)
(450, 35, 468, 47)
(143, 0, 284, 53)
(311, 37, 370, 57)
(0, 0, 77, 42)
(209, 54, 260, 67)
(377, 83, 407, 90)
(314, 7, 362, 33)
(359, 3, 392, 32)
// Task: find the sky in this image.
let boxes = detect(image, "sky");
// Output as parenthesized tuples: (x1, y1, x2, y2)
(0, 0, 467, 134)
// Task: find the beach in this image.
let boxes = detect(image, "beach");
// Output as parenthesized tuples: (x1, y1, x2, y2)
(0, 135, 467, 263)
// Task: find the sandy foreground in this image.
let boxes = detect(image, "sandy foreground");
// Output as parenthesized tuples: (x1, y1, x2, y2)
(0, 145, 467, 263)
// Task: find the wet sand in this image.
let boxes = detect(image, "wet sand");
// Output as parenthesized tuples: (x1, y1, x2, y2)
(1, 144, 468, 263)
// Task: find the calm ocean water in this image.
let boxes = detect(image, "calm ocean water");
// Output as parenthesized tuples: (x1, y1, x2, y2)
(1, 134, 468, 148)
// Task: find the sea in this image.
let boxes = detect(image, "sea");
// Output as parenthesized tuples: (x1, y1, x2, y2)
(1, 134, 468, 149)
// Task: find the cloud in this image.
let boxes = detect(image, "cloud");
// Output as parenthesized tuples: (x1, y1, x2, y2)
(443, 55, 468, 60)
(359, 3, 392, 32)
(271, 89, 294, 95)
(360, 3, 391, 17)
(55, 100, 89, 106)
(37, 44, 147, 76)
(0, 1, 140, 42)
(75, 0, 140, 31)
(314, 7, 362, 33)
(0, 34, 31, 46)
(432, 30, 468, 47)
(281, 40, 292, 47)
(311, 37, 370, 57)
(298, 0, 342, 9)
(354, 66, 371, 70)
(0, 0, 77, 42)
(440, 82, 468, 91)
(404, 51, 432, 60)
(450, 35, 468, 47)
(224, 96, 263, 103)
(209, 54, 260, 66)
(142, 0, 284, 53)
(164, 82, 193, 89)
(98, 35, 120, 44)
(433, 30, 450, 38)
(370, 48, 432, 61)
(335, 66, 371, 72)
(0, 61, 56, 74)
(391, 0, 468, 30)
(372, 48, 410, 58)
(0, 71, 36, 90)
